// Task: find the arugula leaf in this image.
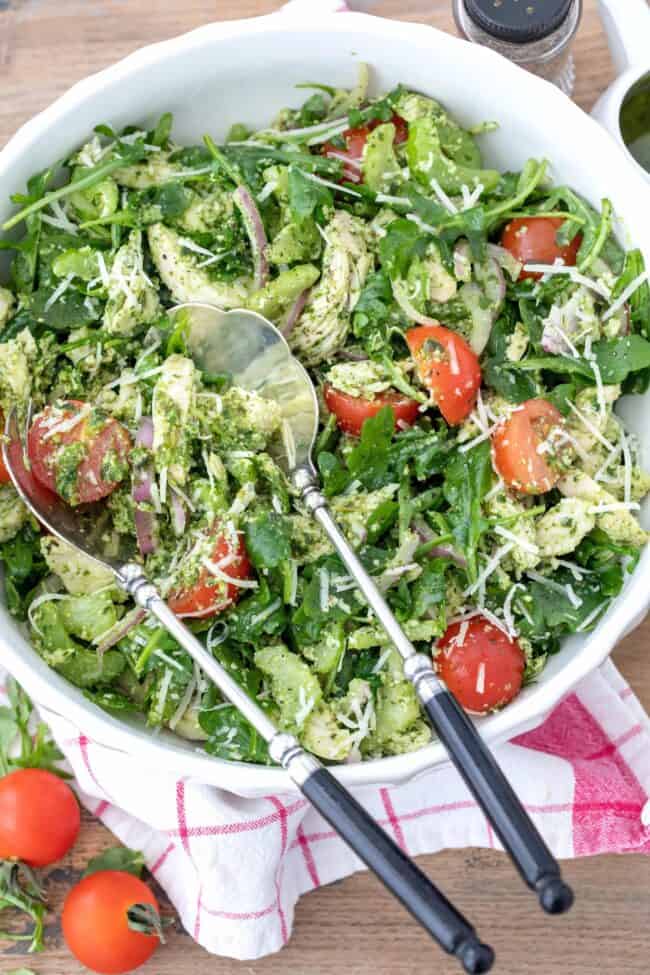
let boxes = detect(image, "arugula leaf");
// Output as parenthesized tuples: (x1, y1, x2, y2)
(366, 498, 400, 543)
(317, 450, 351, 497)
(442, 442, 491, 582)
(0, 862, 47, 953)
(3, 142, 147, 232)
(351, 270, 395, 357)
(83, 688, 135, 713)
(379, 219, 429, 279)
(84, 847, 145, 879)
(29, 285, 100, 332)
(348, 85, 406, 128)
(346, 405, 395, 488)
(150, 111, 173, 148)
(545, 382, 579, 415)
(288, 165, 332, 222)
(0, 677, 66, 778)
(200, 704, 270, 763)
(244, 512, 291, 569)
(292, 93, 330, 127)
(613, 248, 650, 338)
(592, 335, 650, 383)
(410, 559, 448, 632)
(482, 358, 538, 403)
(388, 425, 450, 480)
(225, 578, 287, 644)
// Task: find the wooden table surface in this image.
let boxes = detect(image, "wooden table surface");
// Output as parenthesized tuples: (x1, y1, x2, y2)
(1, 1, 649, 973)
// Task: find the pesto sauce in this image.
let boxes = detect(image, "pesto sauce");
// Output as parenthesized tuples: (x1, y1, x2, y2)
(620, 74, 650, 173)
(55, 441, 87, 504)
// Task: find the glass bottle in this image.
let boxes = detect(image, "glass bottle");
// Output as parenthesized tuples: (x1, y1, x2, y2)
(452, 0, 582, 96)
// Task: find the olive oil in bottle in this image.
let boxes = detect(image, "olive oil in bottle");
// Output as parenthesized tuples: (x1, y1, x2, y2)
(620, 73, 650, 174)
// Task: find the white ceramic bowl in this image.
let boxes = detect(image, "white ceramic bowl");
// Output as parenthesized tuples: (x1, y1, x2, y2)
(1, 11, 649, 796)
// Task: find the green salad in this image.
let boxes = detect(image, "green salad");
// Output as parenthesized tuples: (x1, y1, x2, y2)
(0, 68, 649, 764)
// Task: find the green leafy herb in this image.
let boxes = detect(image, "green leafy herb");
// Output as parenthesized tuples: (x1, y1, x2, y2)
(0, 862, 47, 953)
(200, 704, 270, 763)
(346, 405, 395, 488)
(245, 512, 292, 569)
(0, 677, 67, 778)
(442, 442, 491, 583)
(288, 166, 332, 222)
(83, 846, 145, 879)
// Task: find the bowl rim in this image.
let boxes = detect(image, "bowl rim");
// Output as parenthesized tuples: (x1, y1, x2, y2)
(0, 8, 648, 794)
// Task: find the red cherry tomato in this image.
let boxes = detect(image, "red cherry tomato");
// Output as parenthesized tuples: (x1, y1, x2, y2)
(406, 324, 481, 425)
(0, 769, 80, 867)
(500, 216, 582, 281)
(435, 616, 525, 714)
(63, 870, 159, 975)
(492, 398, 564, 494)
(168, 529, 252, 619)
(323, 384, 420, 437)
(322, 113, 409, 184)
(0, 410, 10, 485)
(28, 400, 131, 505)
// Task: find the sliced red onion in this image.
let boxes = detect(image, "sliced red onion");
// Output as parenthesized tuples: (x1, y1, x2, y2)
(170, 488, 187, 537)
(414, 517, 467, 569)
(96, 607, 146, 656)
(487, 243, 522, 282)
(135, 416, 154, 449)
(453, 239, 472, 283)
(132, 416, 157, 554)
(425, 546, 467, 569)
(132, 468, 154, 505)
(281, 288, 310, 338)
(459, 282, 495, 355)
(134, 508, 156, 556)
(336, 349, 369, 362)
(234, 185, 268, 290)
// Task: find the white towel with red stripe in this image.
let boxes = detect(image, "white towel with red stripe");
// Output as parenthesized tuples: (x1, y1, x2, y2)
(2, 659, 650, 959)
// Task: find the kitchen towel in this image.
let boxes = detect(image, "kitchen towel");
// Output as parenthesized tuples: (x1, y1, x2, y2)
(3, 0, 650, 963)
(2, 657, 650, 960)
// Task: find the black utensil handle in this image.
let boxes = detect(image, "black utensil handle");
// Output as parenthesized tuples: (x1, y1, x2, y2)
(424, 690, 573, 915)
(301, 766, 494, 975)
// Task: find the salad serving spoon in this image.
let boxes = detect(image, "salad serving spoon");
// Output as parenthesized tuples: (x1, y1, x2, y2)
(171, 301, 574, 918)
(3, 410, 493, 972)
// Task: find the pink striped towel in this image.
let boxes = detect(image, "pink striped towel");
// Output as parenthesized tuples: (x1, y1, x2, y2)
(2, 658, 650, 959)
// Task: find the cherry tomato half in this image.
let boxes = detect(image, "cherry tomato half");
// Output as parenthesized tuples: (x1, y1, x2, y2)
(0, 768, 80, 867)
(322, 113, 409, 184)
(323, 384, 420, 437)
(28, 400, 131, 506)
(406, 324, 481, 425)
(435, 616, 525, 714)
(168, 529, 252, 619)
(63, 870, 160, 975)
(492, 398, 564, 495)
(500, 216, 582, 281)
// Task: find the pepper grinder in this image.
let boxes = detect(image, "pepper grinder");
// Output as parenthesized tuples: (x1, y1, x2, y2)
(452, 0, 583, 95)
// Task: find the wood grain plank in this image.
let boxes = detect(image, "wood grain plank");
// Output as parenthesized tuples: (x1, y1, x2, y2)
(1, 2, 648, 973)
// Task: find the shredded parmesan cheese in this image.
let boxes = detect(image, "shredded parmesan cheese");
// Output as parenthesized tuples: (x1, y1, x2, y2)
(464, 543, 514, 597)
(494, 524, 539, 555)
(603, 270, 649, 321)
(475, 661, 486, 695)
